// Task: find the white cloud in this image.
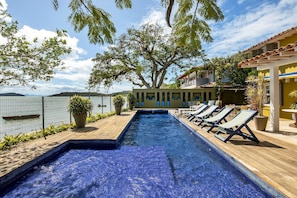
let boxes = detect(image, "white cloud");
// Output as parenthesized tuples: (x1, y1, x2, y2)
(54, 58, 93, 87)
(205, 0, 297, 58)
(139, 6, 172, 34)
(217, 0, 227, 7)
(0, 0, 7, 10)
(140, 9, 166, 27)
(17, 25, 86, 60)
(237, 0, 245, 4)
(1, 24, 92, 95)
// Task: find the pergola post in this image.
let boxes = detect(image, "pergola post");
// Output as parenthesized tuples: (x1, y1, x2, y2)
(269, 65, 280, 131)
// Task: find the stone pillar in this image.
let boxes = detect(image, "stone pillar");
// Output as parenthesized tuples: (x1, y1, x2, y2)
(269, 65, 280, 131)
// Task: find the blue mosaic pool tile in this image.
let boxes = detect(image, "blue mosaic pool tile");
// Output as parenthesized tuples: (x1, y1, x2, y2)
(4, 146, 178, 197)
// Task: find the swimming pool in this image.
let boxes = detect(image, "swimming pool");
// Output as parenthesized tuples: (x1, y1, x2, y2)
(1, 110, 282, 197)
(120, 111, 277, 197)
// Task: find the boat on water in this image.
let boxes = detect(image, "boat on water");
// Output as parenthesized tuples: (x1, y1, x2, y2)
(2, 114, 40, 120)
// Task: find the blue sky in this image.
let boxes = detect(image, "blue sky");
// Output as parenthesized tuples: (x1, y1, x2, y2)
(1, 0, 297, 95)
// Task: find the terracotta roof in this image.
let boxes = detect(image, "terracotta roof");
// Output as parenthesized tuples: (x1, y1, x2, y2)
(243, 26, 297, 53)
(239, 42, 297, 68)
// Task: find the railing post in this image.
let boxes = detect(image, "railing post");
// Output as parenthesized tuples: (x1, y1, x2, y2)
(110, 95, 112, 112)
(69, 96, 72, 124)
(101, 96, 104, 114)
(42, 96, 46, 139)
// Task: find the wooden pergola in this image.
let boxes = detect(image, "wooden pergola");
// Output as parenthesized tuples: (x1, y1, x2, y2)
(239, 42, 297, 131)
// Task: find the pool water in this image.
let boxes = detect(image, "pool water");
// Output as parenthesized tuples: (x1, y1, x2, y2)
(120, 112, 271, 197)
(2, 111, 274, 197)
(4, 147, 177, 197)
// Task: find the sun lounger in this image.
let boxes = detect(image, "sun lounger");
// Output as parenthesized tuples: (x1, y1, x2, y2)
(207, 100, 216, 106)
(186, 104, 208, 121)
(182, 104, 205, 116)
(200, 106, 234, 132)
(214, 110, 259, 143)
(192, 105, 219, 126)
(179, 103, 204, 115)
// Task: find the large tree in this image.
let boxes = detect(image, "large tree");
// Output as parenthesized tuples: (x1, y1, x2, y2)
(225, 53, 254, 87)
(88, 23, 206, 89)
(52, 0, 224, 47)
(205, 54, 253, 87)
(0, 6, 72, 87)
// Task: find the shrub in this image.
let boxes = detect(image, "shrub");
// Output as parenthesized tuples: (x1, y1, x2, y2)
(68, 95, 93, 115)
(112, 94, 125, 107)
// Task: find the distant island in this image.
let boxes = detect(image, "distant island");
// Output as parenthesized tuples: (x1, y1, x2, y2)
(0, 91, 132, 97)
(50, 91, 132, 97)
(49, 92, 110, 97)
(0, 93, 25, 96)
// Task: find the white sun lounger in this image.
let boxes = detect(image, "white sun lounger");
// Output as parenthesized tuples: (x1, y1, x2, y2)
(215, 110, 259, 143)
(181, 103, 205, 116)
(200, 106, 234, 132)
(186, 104, 209, 121)
(192, 105, 219, 126)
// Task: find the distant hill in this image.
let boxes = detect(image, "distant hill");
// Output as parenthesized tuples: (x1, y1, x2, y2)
(0, 92, 25, 96)
(49, 92, 110, 97)
(111, 90, 132, 96)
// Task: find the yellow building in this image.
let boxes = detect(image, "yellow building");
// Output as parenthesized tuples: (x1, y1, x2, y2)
(133, 88, 216, 108)
(239, 26, 297, 131)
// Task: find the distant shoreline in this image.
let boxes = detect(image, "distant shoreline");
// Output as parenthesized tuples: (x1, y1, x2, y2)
(0, 93, 25, 96)
(0, 91, 129, 97)
(0, 92, 109, 97)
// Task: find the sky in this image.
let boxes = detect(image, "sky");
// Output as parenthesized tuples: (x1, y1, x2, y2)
(1, 0, 297, 96)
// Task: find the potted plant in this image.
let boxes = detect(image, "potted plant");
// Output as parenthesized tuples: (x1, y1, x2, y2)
(127, 93, 136, 110)
(289, 90, 297, 124)
(289, 90, 297, 109)
(113, 94, 125, 115)
(245, 74, 268, 131)
(68, 95, 93, 128)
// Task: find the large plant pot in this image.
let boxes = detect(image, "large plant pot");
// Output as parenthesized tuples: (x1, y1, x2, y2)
(115, 106, 122, 115)
(254, 116, 268, 131)
(73, 113, 87, 128)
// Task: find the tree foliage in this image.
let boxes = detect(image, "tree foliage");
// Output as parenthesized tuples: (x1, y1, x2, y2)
(52, 0, 132, 45)
(165, 0, 224, 48)
(53, 0, 223, 47)
(88, 23, 205, 89)
(225, 53, 254, 87)
(205, 53, 253, 88)
(0, 7, 72, 87)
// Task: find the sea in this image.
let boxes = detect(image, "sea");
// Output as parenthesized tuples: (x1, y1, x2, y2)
(0, 96, 117, 140)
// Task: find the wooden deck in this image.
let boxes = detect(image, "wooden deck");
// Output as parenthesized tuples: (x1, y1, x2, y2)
(0, 111, 136, 179)
(1, 109, 297, 197)
(173, 110, 297, 198)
